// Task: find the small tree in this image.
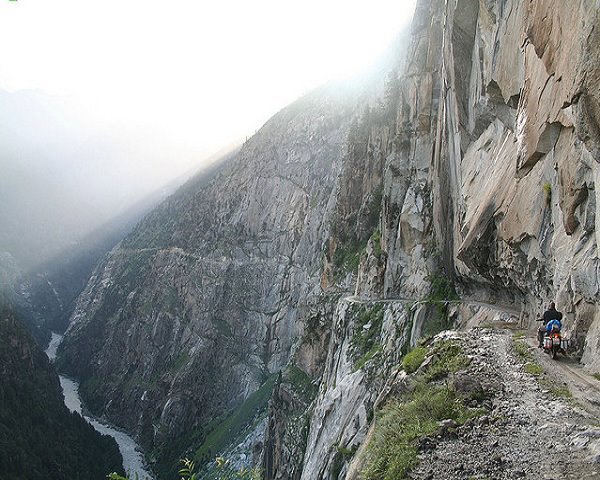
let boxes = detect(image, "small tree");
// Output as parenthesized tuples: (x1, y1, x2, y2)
(107, 457, 262, 480)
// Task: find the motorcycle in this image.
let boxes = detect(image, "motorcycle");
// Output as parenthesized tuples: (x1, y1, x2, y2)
(542, 328, 569, 359)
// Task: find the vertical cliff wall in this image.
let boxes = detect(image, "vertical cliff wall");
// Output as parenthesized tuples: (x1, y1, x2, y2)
(430, 0, 600, 363)
(277, 0, 600, 477)
(353, 0, 600, 359)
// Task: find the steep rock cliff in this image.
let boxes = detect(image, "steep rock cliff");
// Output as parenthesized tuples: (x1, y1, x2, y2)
(59, 0, 600, 478)
(292, 0, 600, 477)
(57, 81, 389, 474)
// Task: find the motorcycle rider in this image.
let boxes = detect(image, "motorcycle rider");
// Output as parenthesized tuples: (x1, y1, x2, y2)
(537, 302, 563, 347)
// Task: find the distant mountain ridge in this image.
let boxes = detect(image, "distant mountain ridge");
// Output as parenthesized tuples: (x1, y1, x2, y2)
(0, 88, 211, 270)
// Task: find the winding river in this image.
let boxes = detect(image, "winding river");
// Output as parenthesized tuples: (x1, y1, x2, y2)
(45, 333, 154, 480)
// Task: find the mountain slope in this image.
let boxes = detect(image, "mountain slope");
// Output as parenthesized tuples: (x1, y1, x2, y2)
(58, 0, 600, 478)
(290, 0, 600, 477)
(57, 81, 383, 475)
(0, 296, 124, 479)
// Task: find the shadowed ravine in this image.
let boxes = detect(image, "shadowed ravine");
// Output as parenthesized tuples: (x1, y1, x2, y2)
(45, 333, 154, 480)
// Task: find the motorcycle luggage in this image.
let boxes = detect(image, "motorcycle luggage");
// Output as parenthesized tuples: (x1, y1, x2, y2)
(561, 339, 569, 351)
(552, 337, 561, 346)
(544, 337, 552, 349)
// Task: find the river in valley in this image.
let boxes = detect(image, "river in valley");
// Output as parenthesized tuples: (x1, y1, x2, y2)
(45, 333, 154, 480)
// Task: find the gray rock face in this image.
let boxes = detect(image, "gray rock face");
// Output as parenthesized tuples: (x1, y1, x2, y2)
(59, 0, 600, 477)
(431, 0, 600, 366)
(354, 0, 600, 354)
(57, 84, 374, 460)
(299, 0, 600, 477)
(301, 299, 416, 480)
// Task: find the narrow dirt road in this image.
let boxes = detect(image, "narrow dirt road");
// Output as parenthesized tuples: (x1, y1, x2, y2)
(407, 330, 600, 480)
(525, 336, 600, 419)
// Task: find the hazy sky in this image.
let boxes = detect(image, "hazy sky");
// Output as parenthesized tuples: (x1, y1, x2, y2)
(0, 0, 417, 154)
(0, 0, 417, 268)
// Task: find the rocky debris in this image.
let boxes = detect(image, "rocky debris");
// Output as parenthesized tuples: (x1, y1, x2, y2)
(407, 330, 598, 480)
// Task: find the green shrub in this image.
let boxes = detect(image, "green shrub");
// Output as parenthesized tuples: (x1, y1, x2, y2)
(211, 457, 262, 480)
(363, 385, 476, 480)
(108, 456, 262, 480)
(367, 185, 384, 231)
(423, 341, 470, 382)
(401, 347, 428, 374)
(427, 275, 459, 303)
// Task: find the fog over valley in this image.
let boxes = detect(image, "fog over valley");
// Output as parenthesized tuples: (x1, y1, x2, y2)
(0, 0, 415, 271)
(0, 88, 226, 269)
(3, 0, 600, 479)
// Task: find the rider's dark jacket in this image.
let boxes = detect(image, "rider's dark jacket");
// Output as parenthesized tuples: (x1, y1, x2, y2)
(542, 308, 563, 325)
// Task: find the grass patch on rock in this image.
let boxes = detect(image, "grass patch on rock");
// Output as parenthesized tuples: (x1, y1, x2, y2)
(283, 365, 317, 402)
(363, 384, 476, 480)
(524, 363, 543, 376)
(350, 304, 385, 370)
(333, 240, 366, 276)
(511, 339, 573, 400)
(512, 339, 533, 361)
(401, 346, 428, 374)
(355, 344, 384, 371)
(370, 230, 383, 259)
(543, 182, 552, 205)
(423, 341, 471, 382)
(512, 339, 544, 377)
(539, 378, 572, 399)
(193, 374, 277, 465)
(421, 275, 459, 337)
(363, 339, 478, 479)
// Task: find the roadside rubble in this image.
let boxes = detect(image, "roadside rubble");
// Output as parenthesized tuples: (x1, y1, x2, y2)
(405, 330, 600, 480)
